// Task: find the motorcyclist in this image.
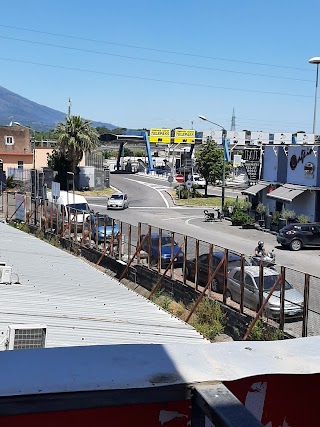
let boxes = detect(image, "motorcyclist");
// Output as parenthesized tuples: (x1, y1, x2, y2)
(255, 241, 267, 258)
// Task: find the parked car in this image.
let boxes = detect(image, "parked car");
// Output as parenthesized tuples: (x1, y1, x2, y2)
(107, 193, 129, 210)
(192, 174, 206, 188)
(185, 251, 250, 292)
(139, 232, 184, 268)
(227, 266, 304, 321)
(277, 222, 320, 251)
(86, 214, 120, 242)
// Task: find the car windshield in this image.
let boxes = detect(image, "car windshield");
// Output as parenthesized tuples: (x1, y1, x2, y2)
(67, 203, 91, 213)
(254, 275, 292, 291)
(151, 236, 172, 246)
(110, 194, 124, 200)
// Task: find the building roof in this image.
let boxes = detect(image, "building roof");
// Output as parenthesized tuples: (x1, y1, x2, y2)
(266, 184, 314, 202)
(0, 222, 206, 347)
(242, 181, 270, 196)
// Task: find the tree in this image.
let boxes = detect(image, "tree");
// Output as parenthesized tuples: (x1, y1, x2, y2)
(53, 116, 100, 189)
(195, 140, 231, 197)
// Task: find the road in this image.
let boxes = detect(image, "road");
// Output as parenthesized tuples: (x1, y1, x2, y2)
(87, 173, 320, 279)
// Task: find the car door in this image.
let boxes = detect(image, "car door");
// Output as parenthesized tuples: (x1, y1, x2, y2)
(243, 273, 258, 311)
(310, 225, 320, 246)
(198, 254, 209, 285)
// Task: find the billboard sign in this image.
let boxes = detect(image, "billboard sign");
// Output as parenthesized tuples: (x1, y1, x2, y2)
(226, 131, 246, 144)
(250, 132, 269, 145)
(149, 128, 171, 143)
(273, 132, 292, 145)
(295, 133, 315, 145)
(202, 130, 223, 144)
(174, 129, 195, 144)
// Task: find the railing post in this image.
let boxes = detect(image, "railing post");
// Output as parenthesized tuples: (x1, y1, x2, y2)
(128, 224, 132, 261)
(240, 255, 245, 313)
(302, 273, 310, 337)
(158, 228, 162, 272)
(137, 223, 141, 265)
(148, 225, 152, 269)
(183, 235, 187, 285)
(279, 266, 286, 331)
(170, 231, 175, 279)
(119, 221, 123, 260)
(258, 261, 264, 311)
(195, 240, 199, 291)
(222, 248, 228, 304)
(208, 243, 213, 297)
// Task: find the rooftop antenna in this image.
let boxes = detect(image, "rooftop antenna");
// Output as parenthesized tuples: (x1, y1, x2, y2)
(230, 108, 236, 131)
(68, 98, 72, 118)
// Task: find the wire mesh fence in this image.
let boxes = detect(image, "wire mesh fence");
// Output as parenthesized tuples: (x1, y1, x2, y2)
(3, 191, 320, 338)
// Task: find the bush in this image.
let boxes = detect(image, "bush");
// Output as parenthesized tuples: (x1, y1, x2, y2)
(231, 210, 254, 225)
(271, 211, 280, 225)
(297, 214, 310, 223)
(256, 203, 266, 217)
(280, 209, 296, 220)
(175, 184, 202, 199)
(190, 298, 226, 341)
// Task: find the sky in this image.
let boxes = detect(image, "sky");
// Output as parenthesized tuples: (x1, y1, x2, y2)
(0, 0, 320, 134)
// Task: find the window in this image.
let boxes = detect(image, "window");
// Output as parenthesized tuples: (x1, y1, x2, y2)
(5, 136, 14, 145)
(18, 161, 23, 170)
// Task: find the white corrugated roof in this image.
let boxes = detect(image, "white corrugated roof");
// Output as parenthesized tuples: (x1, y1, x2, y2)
(0, 222, 205, 347)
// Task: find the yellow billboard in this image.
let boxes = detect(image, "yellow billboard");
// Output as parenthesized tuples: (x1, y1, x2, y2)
(149, 128, 171, 143)
(174, 129, 195, 144)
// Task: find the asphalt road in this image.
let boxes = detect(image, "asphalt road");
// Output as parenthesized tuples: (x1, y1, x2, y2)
(86, 173, 320, 278)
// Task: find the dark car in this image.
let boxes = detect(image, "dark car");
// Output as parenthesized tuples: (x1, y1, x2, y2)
(140, 232, 184, 268)
(277, 222, 320, 251)
(185, 251, 250, 292)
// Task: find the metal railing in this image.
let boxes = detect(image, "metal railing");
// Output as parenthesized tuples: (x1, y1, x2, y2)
(4, 191, 320, 339)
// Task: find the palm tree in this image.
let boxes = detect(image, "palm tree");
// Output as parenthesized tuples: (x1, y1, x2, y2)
(55, 115, 100, 174)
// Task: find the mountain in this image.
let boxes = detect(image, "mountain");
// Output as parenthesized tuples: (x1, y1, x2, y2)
(0, 86, 118, 132)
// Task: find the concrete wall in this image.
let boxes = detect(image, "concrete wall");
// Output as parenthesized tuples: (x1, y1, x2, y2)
(287, 146, 320, 186)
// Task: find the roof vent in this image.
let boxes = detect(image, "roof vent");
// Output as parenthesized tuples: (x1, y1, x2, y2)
(0, 264, 12, 284)
(5, 324, 47, 350)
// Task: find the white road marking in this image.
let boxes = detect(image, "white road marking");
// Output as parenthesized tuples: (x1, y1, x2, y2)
(124, 178, 170, 208)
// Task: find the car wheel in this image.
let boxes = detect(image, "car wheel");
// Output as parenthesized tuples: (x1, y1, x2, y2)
(211, 278, 219, 292)
(289, 239, 302, 251)
(185, 266, 194, 281)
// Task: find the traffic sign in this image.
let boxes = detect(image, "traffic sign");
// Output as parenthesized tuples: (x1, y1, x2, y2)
(186, 180, 192, 189)
(174, 129, 195, 144)
(168, 175, 174, 183)
(176, 174, 184, 183)
(149, 128, 171, 143)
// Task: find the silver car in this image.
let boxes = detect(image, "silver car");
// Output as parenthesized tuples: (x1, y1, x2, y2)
(227, 266, 304, 321)
(107, 193, 129, 210)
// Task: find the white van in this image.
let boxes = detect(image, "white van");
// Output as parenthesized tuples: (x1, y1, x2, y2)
(46, 191, 92, 231)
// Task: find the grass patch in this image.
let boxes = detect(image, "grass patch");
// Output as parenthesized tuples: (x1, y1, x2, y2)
(75, 188, 116, 197)
(166, 190, 234, 207)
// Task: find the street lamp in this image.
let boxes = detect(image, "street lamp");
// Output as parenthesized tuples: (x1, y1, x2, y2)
(199, 115, 227, 209)
(309, 56, 320, 134)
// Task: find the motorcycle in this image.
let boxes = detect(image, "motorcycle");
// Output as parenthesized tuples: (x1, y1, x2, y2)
(251, 249, 276, 269)
(204, 209, 224, 222)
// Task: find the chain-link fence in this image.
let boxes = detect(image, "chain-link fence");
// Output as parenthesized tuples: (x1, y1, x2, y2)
(4, 192, 320, 338)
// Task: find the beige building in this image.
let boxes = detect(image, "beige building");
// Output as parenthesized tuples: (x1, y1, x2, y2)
(0, 125, 33, 173)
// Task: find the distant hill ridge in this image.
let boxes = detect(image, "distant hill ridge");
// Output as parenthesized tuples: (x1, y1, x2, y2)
(0, 86, 118, 132)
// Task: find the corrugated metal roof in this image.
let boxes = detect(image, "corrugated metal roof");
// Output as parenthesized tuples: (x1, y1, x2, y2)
(0, 222, 206, 347)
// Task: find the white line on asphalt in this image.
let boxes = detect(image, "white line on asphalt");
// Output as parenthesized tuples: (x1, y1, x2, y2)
(124, 178, 170, 209)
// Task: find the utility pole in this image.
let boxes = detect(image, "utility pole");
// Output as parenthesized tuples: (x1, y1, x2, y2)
(231, 108, 236, 131)
(68, 98, 72, 118)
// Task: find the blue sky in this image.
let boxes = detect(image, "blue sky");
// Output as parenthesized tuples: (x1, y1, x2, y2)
(0, 0, 319, 133)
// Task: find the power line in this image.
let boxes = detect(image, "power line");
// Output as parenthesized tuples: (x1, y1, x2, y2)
(0, 23, 312, 72)
(0, 56, 313, 99)
(0, 35, 313, 83)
